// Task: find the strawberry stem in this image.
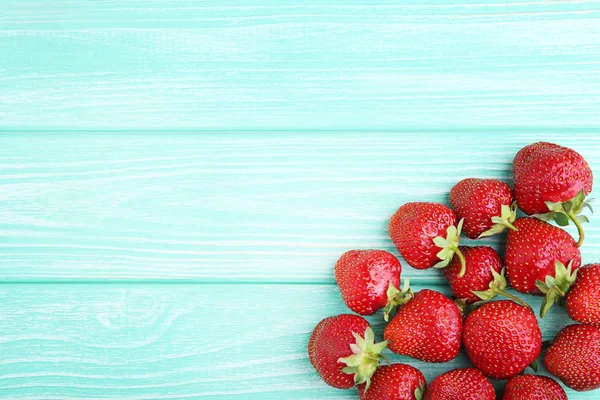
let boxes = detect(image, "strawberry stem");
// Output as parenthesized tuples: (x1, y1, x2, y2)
(568, 211, 585, 248)
(494, 288, 533, 311)
(380, 352, 391, 366)
(454, 247, 467, 277)
(504, 219, 518, 232)
(473, 267, 533, 310)
(534, 190, 590, 248)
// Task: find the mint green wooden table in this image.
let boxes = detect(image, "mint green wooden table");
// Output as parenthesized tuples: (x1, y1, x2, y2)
(2, 2, 600, 399)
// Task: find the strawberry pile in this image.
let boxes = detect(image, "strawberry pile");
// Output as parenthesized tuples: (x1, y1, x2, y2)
(308, 141, 599, 399)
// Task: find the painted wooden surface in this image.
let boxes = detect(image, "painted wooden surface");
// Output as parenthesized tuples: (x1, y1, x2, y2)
(1, 133, 599, 283)
(3, 1, 600, 399)
(2, 1, 600, 130)
(0, 284, 587, 399)
(1, 133, 599, 399)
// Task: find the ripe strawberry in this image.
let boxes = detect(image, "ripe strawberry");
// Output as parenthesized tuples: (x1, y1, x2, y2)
(444, 246, 503, 304)
(505, 217, 581, 317)
(566, 264, 600, 327)
(513, 141, 593, 247)
(384, 289, 462, 363)
(463, 300, 541, 379)
(502, 374, 567, 400)
(308, 314, 387, 389)
(423, 368, 495, 400)
(450, 178, 517, 239)
(445, 246, 531, 308)
(358, 364, 426, 400)
(389, 202, 466, 275)
(545, 324, 600, 392)
(335, 250, 410, 320)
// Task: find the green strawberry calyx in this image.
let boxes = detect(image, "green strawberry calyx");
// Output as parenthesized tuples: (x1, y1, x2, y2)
(472, 267, 533, 310)
(383, 278, 414, 322)
(533, 189, 593, 248)
(528, 359, 539, 373)
(414, 384, 425, 400)
(454, 298, 479, 317)
(433, 218, 466, 276)
(478, 202, 518, 238)
(338, 326, 388, 392)
(536, 260, 578, 318)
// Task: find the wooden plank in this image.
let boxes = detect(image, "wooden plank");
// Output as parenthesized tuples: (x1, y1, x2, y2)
(1, 132, 599, 282)
(0, 283, 589, 399)
(2, 1, 600, 129)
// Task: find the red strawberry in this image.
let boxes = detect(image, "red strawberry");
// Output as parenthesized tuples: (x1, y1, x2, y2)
(389, 202, 466, 274)
(444, 246, 503, 304)
(545, 324, 600, 392)
(384, 289, 462, 363)
(513, 141, 593, 247)
(566, 264, 600, 327)
(463, 300, 541, 379)
(308, 314, 387, 389)
(335, 250, 409, 320)
(505, 217, 581, 317)
(358, 364, 426, 400)
(502, 374, 567, 400)
(450, 178, 517, 239)
(423, 368, 495, 400)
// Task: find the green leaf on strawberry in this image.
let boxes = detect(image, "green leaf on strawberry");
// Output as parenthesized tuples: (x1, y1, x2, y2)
(414, 384, 425, 400)
(472, 267, 532, 310)
(532, 189, 593, 247)
(536, 260, 578, 318)
(479, 203, 518, 238)
(383, 279, 413, 322)
(338, 326, 389, 392)
(433, 219, 466, 276)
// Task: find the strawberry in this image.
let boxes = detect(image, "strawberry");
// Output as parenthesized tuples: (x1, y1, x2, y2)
(389, 202, 466, 275)
(334, 250, 410, 320)
(423, 368, 495, 400)
(445, 246, 531, 308)
(384, 289, 462, 363)
(544, 324, 600, 392)
(463, 300, 541, 379)
(444, 246, 504, 304)
(358, 364, 426, 400)
(450, 178, 517, 239)
(502, 374, 567, 400)
(513, 141, 593, 247)
(505, 217, 581, 317)
(308, 314, 387, 389)
(566, 264, 600, 327)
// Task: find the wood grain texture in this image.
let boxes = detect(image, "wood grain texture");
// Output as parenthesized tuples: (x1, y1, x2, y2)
(3, 1, 600, 399)
(2, 1, 600, 129)
(0, 283, 591, 399)
(1, 132, 598, 283)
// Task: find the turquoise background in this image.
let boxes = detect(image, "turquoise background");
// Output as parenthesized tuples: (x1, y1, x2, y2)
(1, 1, 600, 399)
